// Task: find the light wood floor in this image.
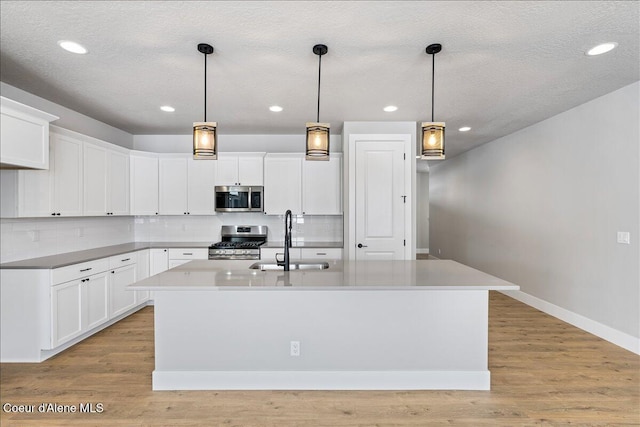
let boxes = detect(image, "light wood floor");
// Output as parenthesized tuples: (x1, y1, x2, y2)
(1, 293, 638, 426)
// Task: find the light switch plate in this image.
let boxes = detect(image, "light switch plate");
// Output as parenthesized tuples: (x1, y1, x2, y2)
(617, 232, 630, 244)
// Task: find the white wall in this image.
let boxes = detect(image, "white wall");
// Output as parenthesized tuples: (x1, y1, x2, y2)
(429, 82, 640, 351)
(0, 82, 134, 149)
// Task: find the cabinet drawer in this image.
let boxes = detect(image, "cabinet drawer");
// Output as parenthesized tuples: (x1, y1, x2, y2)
(168, 248, 208, 260)
(109, 252, 137, 269)
(52, 258, 109, 285)
(300, 248, 343, 260)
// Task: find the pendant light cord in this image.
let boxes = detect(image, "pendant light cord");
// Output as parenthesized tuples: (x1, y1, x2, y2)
(204, 52, 207, 122)
(316, 53, 322, 123)
(431, 52, 435, 122)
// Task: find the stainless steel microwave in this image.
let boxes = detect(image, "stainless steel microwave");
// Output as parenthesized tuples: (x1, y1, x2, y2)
(215, 186, 263, 212)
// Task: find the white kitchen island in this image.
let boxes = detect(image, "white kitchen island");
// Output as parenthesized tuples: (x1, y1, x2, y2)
(130, 259, 518, 391)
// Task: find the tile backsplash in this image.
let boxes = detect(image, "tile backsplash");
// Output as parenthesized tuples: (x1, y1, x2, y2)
(134, 213, 343, 244)
(1, 214, 343, 263)
(1, 216, 135, 263)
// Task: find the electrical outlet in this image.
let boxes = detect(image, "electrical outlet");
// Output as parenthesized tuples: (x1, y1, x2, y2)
(617, 232, 630, 244)
(290, 341, 300, 357)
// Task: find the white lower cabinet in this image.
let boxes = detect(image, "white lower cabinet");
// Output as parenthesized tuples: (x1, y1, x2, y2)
(150, 248, 169, 276)
(49, 253, 140, 351)
(84, 272, 110, 330)
(51, 279, 82, 348)
(300, 248, 343, 260)
(261, 247, 343, 263)
(168, 248, 208, 268)
(108, 264, 137, 318)
(51, 270, 109, 348)
(136, 249, 151, 303)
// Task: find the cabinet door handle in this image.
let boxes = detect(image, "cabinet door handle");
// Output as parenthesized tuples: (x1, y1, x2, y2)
(80, 267, 92, 272)
(317, 252, 326, 256)
(121, 258, 130, 262)
(357, 243, 368, 248)
(183, 253, 193, 256)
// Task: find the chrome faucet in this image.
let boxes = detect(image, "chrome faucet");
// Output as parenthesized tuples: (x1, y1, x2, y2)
(277, 209, 293, 271)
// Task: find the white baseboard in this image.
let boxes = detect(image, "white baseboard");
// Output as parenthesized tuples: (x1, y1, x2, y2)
(416, 248, 430, 254)
(153, 370, 490, 391)
(501, 290, 640, 355)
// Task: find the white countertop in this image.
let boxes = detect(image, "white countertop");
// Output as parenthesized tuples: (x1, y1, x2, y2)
(129, 259, 519, 291)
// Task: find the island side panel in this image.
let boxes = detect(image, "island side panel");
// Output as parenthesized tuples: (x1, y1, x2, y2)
(153, 289, 489, 390)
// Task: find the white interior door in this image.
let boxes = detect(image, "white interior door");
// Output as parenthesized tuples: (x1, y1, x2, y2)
(355, 139, 406, 260)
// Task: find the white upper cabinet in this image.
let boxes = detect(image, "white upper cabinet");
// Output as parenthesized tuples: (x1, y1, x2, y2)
(83, 141, 130, 216)
(3, 129, 83, 217)
(2, 128, 130, 218)
(0, 97, 58, 170)
(130, 153, 159, 215)
(159, 157, 188, 215)
(302, 154, 342, 215)
(263, 153, 342, 216)
(50, 132, 84, 216)
(263, 154, 302, 215)
(107, 150, 130, 215)
(187, 158, 216, 214)
(158, 155, 216, 215)
(15, 164, 53, 218)
(215, 153, 264, 186)
(83, 143, 108, 216)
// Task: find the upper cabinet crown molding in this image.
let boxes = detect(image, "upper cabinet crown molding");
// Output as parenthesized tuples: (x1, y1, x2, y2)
(1, 96, 59, 170)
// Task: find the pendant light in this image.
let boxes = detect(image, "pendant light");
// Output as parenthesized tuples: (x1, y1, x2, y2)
(193, 43, 217, 159)
(421, 43, 445, 160)
(306, 44, 330, 161)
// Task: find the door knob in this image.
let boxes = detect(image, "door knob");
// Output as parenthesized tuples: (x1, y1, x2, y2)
(357, 243, 368, 248)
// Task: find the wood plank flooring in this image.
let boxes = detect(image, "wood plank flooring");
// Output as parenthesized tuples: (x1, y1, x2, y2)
(1, 292, 638, 426)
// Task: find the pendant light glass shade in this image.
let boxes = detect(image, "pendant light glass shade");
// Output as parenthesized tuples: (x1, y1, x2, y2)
(421, 122, 445, 159)
(421, 44, 445, 160)
(193, 43, 216, 160)
(306, 44, 330, 161)
(193, 121, 217, 159)
(306, 122, 330, 160)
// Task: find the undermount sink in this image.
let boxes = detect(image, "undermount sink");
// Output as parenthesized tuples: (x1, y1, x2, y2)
(249, 262, 330, 271)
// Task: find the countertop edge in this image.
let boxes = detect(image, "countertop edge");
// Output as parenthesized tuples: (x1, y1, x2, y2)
(129, 284, 520, 291)
(0, 241, 344, 269)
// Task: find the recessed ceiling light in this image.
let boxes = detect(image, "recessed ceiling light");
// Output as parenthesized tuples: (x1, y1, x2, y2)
(269, 105, 283, 112)
(57, 40, 88, 54)
(383, 105, 398, 112)
(160, 106, 175, 112)
(586, 42, 618, 56)
(458, 126, 471, 132)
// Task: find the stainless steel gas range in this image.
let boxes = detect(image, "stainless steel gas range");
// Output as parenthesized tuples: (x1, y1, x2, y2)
(208, 225, 267, 260)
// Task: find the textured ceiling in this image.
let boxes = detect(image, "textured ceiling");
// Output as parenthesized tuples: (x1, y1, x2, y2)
(0, 1, 638, 159)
